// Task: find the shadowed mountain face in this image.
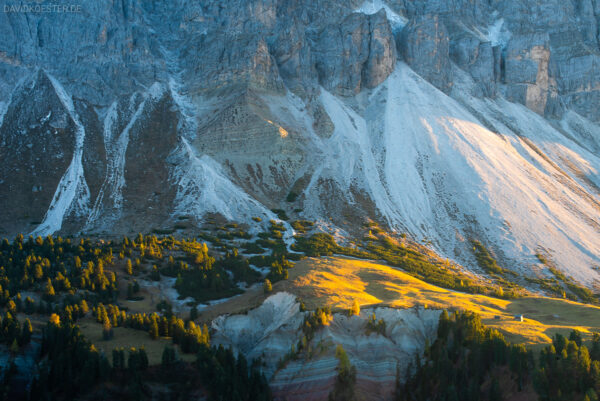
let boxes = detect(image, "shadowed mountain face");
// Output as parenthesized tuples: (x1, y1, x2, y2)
(1, 0, 600, 282)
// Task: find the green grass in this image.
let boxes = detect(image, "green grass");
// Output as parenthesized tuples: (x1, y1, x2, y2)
(471, 240, 505, 275)
(292, 232, 522, 298)
(78, 318, 195, 365)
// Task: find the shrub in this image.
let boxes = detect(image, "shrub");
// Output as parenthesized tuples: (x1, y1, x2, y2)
(263, 279, 273, 294)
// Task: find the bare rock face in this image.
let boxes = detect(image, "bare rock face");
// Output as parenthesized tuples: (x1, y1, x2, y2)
(399, 14, 453, 94)
(270, 17, 318, 97)
(212, 293, 441, 401)
(313, 9, 397, 96)
(446, 20, 496, 97)
(399, 0, 492, 22)
(83, 87, 181, 234)
(183, 34, 286, 95)
(119, 91, 180, 233)
(503, 33, 554, 116)
(0, 0, 163, 106)
(548, 30, 600, 121)
(365, 10, 399, 88)
(193, 90, 306, 204)
(0, 71, 77, 236)
(495, 0, 600, 121)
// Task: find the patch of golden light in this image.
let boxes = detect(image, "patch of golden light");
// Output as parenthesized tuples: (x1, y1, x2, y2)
(264, 119, 288, 138)
(200, 256, 600, 349)
(281, 256, 600, 348)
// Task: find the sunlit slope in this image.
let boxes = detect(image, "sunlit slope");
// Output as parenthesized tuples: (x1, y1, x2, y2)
(284, 62, 600, 283)
(279, 257, 600, 346)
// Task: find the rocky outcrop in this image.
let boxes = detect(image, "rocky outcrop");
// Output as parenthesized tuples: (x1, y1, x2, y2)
(446, 19, 497, 97)
(399, 14, 453, 93)
(548, 30, 600, 121)
(313, 9, 397, 96)
(120, 90, 180, 232)
(211, 293, 441, 401)
(495, 0, 600, 121)
(0, 71, 78, 236)
(183, 34, 286, 94)
(193, 90, 307, 204)
(83, 86, 181, 234)
(503, 33, 554, 116)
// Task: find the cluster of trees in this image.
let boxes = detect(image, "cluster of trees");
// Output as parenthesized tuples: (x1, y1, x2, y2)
(111, 347, 148, 372)
(329, 345, 357, 401)
(0, 235, 118, 305)
(401, 310, 600, 401)
(400, 310, 532, 401)
(365, 313, 386, 336)
(196, 344, 271, 401)
(216, 249, 261, 284)
(116, 230, 300, 303)
(471, 240, 506, 275)
(547, 266, 597, 304)
(290, 220, 314, 234)
(93, 303, 209, 352)
(30, 316, 112, 399)
(534, 331, 600, 400)
(116, 234, 269, 303)
(0, 312, 32, 351)
(158, 240, 244, 302)
(292, 233, 341, 257)
(298, 307, 332, 352)
(267, 257, 292, 283)
(0, 232, 279, 400)
(252, 221, 302, 261)
(470, 240, 526, 298)
(23, 310, 271, 400)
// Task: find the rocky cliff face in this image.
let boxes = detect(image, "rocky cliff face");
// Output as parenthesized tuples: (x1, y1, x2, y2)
(1, 0, 600, 282)
(211, 293, 440, 401)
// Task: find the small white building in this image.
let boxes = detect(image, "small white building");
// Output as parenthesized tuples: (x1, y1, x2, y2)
(514, 315, 524, 322)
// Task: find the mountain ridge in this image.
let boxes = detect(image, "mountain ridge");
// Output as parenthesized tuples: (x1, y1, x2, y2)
(1, 0, 599, 284)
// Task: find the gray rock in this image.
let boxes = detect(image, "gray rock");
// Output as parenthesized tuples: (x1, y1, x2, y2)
(182, 33, 285, 95)
(502, 33, 554, 116)
(0, 71, 77, 235)
(365, 9, 399, 88)
(400, 14, 453, 93)
(313, 9, 397, 96)
(548, 30, 600, 121)
(1, 0, 600, 240)
(446, 19, 496, 97)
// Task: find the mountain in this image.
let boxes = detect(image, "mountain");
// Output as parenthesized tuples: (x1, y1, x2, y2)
(1, 0, 599, 283)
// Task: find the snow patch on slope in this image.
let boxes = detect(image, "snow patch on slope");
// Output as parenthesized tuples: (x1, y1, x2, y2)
(308, 89, 400, 223)
(487, 17, 511, 47)
(161, 46, 198, 140)
(355, 0, 407, 30)
(102, 101, 118, 145)
(299, 63, 600, 282)
(86, 83, 166, 227)
(172, 138, 275, 223)
(373, 64, 600, 281)
(32, 73, 90, 236)
(0, 101, 7, 129)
